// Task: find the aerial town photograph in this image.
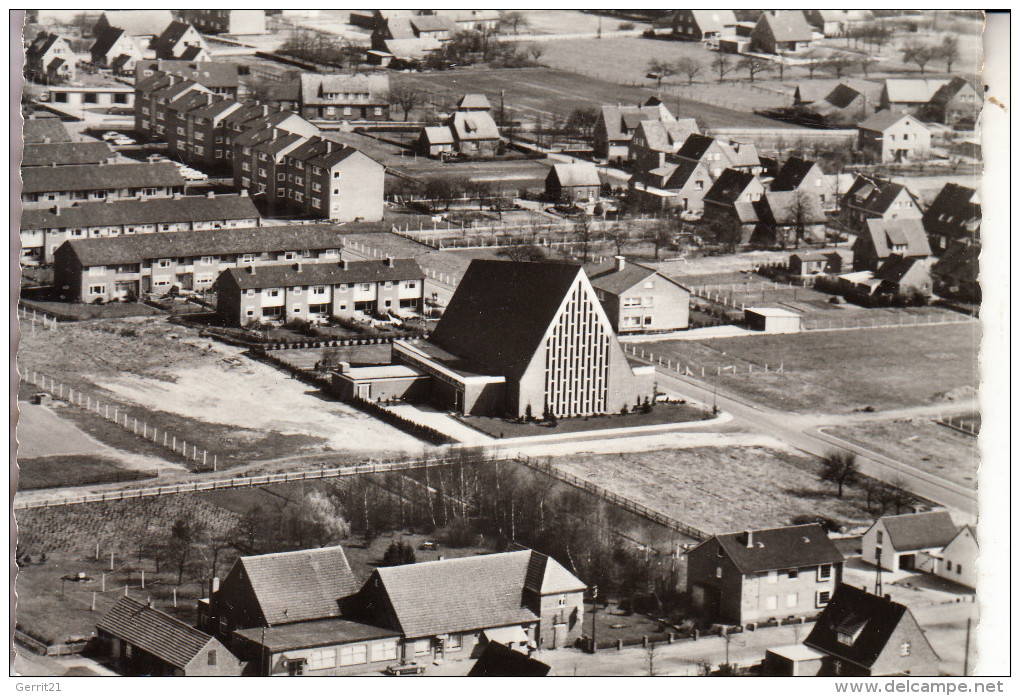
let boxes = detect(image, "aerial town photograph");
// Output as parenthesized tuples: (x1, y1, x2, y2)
(11, 7, 1005, 682)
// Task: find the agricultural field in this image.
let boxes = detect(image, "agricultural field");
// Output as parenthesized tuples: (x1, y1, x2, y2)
(17, 456, 154, 491)
(395, 66, 795, 129)
(17, 318, 425, 467)
(642, 322, 980, 414)
(552, 446, 879, 535)
(826, 418, 979, 490)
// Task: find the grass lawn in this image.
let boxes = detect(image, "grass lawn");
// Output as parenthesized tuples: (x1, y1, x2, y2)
(643, 323, 980, 414)
(826, 418, 979, 490)
(458, 402, 710, 439)
(552, 446, 880, 535)
(17, 455, 154, 490)
(19, 298, 164, 321)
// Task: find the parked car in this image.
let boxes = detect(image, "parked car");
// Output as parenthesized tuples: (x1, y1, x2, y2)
(386, 662, 426, 675)
(113, 136, 135, 146)
(101, 131, 121, 141)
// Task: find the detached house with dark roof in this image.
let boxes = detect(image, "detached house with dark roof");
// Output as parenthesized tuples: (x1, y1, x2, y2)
(923, 77, 981, 127)
(89, 26, 146, 72)
(416, 94, 502, 158)
(686, 524, 845, 625)
(628, 157, 713, 214)
(347, 550, 586, 660)
(214, 257, 425, 325)
(880, 79, 950, 114)
(593, 99, 676, 161)
(702, 168, 766, 245)
(658, 9, 737, 41)
(25, 31, 76, 83)
(97, 596, 241, 676)
(922, 183, 981, 255)
(675, 133, 761, 180)
(799, 584, 937, 676)
(628, 118, 700, 171)
(858, 110, 931, 164)
(852, 218, 931, 271)
(545, 161, 602, 204)
(750, 10, 814, 54)
(841, 174, 922, 233)
(932, 239, 980, 302)
(151, 21, 208, 61)
(861, 510, 959, 572)
(586, 256, 691, 333)
(771, 156, 837, 210)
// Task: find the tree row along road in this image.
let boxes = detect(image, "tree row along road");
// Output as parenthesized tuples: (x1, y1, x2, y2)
(645, 364, 978, 519)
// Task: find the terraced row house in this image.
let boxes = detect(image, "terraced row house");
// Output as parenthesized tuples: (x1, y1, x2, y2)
(134, 70, 384, 221)
(20, 162, 185, 211)
(21, 192, 260, 263)
(52, 224, 350, 302)
(214, 257, 425, 325)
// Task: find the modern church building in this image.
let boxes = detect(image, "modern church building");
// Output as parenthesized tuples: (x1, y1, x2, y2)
(332, 260, 655, 418)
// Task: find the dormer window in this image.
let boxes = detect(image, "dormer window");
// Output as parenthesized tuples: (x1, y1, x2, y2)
(836, 616, 868, 646)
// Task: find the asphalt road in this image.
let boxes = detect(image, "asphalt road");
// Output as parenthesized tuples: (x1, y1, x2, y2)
(647, 365, 979, 519)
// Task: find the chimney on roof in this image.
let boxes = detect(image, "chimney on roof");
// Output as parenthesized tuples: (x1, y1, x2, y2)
(262, 104, 270, 116)
(211, 577, 220, 594)
(206, 93, 213, 105)
(340, 258, 348, 270)
(337, 361, 349, 374)
(745, 530, 754, 548)
(173, 192, 182, 199)
(272, 127, 278, 139)
(52, 205, 61, 215)
(294, 262, 302, 272)
(614, 255, 625, 272)
(206, 191, 215, 198)
(246, 265, 255, 274)
(239, 189, 248, 197)
(384, 255, 394, 267)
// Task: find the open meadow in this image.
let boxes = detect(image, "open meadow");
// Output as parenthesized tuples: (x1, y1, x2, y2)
(552, 446, 881, 535)
(826, 418, 979, 490)
(642, 322, 980, 414)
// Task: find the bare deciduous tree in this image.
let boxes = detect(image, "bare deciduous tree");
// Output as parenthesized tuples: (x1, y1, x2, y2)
(390, 84, 424, 121)
(711, 53, 733, 83)
(674, 57, 703, 86)
(819, 451, 858, 498)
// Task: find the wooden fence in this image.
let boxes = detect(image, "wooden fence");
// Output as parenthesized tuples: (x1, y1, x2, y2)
(513, 456, 708, 542)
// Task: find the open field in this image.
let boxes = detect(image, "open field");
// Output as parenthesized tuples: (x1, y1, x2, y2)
(552, 446, 878, 535)
(17, 318, 424, 465)
(642, 323, 979, 414)
(17, 456, 154, 491)
(395, 66, 797, 130)
(20, 298, 163, 321)
(827, 418, 979, 490)
(521, 10, 644, 35)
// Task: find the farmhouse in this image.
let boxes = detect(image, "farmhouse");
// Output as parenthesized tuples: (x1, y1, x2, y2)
(750, 10, 814, 54)
(593, 99, 676, 162)
(586, 256, 691, 333)
(182, 10, 268, 35)
(417, 94, 501, 158)
(770, 156, 837, 210)
(233, 619, 402, 676)
(841, 175, 922, 233)
(97, 597, 241, 677)
(922, 183, 980, 255)
(21, 141, 116, 168)
(923, 77, 981, 127)
(803, 83, 873, 126)
(686, 524, 844, 625)
(857, 110, 931, 164)
(20, 163, 185, 210)
(345, 550, 586, 659)
(879, 79, 950, 114)
(800, 584, 938, 676)
(298, 73, 391, 121)
(861, 510, 959, 572)
(151, 21, 208, 61)
(388, 260, 655, 418)
(545, 161, 601, 203)
(52, 223, 349, 302)
(852, 218, 931, 271)
(753, 190, 828, 246)
(25, 32, 76, 83)
(657, 10, 737, 40)
(214, 257, 424, 326)
(20, 192, 260, 263)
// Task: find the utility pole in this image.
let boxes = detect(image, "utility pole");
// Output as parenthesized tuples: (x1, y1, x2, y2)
(875, 547, 883, 596)
(963, 618, 971, 676)
(590, 585, 598, 654)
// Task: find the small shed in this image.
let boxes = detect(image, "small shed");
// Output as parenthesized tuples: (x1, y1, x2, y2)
(765, 643, 828, 676)
(546, 161, 601, 203)
(744, 307, 802, 334)
(330, 363, 431, 403)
